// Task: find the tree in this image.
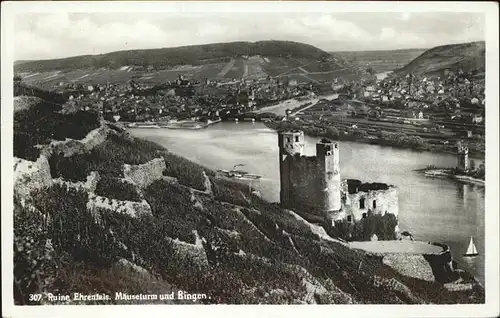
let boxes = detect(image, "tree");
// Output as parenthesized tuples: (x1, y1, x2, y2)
(469, 160, 476, 171)
(326, 127, 339, 138)
(366, 67, 376, 75)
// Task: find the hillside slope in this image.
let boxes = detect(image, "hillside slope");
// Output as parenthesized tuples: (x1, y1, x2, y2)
(396, 41, 485, 76)
(334, 48, 426, 73)
(13, 95, 484, 305)
(14, 41, 367, 89)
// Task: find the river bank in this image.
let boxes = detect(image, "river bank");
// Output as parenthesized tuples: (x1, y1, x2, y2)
(263, 120, 485, 159)
(122, 119, 222, 130)
(255, 93, 340, 116)
(416, 168, 485, 186)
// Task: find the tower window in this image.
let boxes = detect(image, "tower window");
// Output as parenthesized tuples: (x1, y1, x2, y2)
(373, 200, 377, 209)
(295, 136, 299, 142)
(286, 137, 290, 143)
(347, 215, 352, 222)
(362, 213, 367, 219)
(359, 198, 365, 209)
(334, 144, 338, 148)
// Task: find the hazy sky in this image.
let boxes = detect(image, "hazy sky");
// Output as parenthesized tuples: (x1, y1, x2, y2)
(14, 12, 485, 61)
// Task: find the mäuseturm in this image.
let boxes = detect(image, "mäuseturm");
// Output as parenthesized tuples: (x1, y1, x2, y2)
(278, 130, 399, 240)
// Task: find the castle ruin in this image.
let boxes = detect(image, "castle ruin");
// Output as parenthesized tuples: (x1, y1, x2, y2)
(278, 130, 399, 239)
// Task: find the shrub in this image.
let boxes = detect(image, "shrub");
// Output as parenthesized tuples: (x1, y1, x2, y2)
(329, 212, 398, 242)
(49, 133, 165, 181)
(162, 151, 211, 190)
(31, 184, 118, 265)
(95, 175, 141, 202)
(13, 199, 56, 305)
(13, 100, 100, 161)
(212, 178, 252, 207)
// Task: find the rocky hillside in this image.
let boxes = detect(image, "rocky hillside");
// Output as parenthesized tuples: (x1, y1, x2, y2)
(14, 41, 368, 89)
(395, 41, 485, 76)
(13, 95, 484, 305)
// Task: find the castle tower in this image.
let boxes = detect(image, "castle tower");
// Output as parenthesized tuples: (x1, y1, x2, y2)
(278, 130, 304, 207)
(316, 139, 342, 212)
(457, 145, 469, 171)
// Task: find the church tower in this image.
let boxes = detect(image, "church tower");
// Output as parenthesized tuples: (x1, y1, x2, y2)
(316, 139, 342, 213)
(278, 130, 304, 208)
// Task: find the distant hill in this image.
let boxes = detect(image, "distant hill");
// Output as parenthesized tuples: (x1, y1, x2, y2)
(395, 41, 485, 76)
(334, 48, 427, 73)
(14, 41, 368, 89)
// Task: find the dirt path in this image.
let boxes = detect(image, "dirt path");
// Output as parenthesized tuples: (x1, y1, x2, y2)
(218, 58, 236, 77)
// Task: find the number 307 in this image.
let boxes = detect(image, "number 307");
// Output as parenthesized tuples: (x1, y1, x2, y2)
(29, 294, 42, 302)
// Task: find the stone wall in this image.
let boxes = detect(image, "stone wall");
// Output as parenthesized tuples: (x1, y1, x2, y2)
(123, 157, 167, 189)
(382, 254, 436, 282)
(422, 243, 459, 284)
(53, 171, 100, 192)
(13, 155, 52, 200)
(343, 187, 399, 222)
(42, 125, 111, 158)
(165, 230, 209, 269)
(87, 193, 153, 220)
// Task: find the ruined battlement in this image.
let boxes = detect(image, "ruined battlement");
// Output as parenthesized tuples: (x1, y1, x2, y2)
(278, 130, 399, 240)
(345, 179, 393, 194)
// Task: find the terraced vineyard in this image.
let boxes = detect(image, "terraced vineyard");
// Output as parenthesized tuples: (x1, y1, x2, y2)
(15, 41, 369, 89)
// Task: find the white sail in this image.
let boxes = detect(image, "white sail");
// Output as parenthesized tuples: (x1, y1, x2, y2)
(466, 237, 478, 255)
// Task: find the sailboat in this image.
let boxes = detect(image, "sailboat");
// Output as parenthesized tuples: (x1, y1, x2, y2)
(463, 236, 479, 257)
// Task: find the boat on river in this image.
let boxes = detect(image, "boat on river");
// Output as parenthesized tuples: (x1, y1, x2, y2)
(217, 164, 262, 180)
(463, 236, 479, 257)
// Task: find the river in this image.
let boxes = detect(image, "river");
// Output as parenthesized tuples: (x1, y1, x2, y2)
(129, 122, 485, 285)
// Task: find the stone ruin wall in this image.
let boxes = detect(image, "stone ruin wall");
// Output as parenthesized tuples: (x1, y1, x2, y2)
(13, 155, 53, 200)
(13, 124, 168, 221)
(343, 187, 399, 222)
(87, 193, 153, 221)
(123, 157, 167, 189)
(40, 125, 111, 158)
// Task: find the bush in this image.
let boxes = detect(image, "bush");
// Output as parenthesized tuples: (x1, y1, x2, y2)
(162, 152, 210, 190)
(328, 212, 398, 242)
(211, 178, 252, 207)
(31, 184, 118, 265)
(14, 100, 100, 161)
(143, 180, 200, 243)
(49, 133, 165, 181)
(13, 199, 56, 305)
(95, 175, 141, 202)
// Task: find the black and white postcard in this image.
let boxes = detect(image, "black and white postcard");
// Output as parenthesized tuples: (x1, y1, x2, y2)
(2, 1, 499, 318)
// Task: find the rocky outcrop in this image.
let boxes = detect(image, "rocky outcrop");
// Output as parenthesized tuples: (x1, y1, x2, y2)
(14, 155, 52, 200)
(202, 171, 213, 194)
(87, 194, 153, 220)
(123, 157, 167, 189)
(14, 96, 43, 113)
